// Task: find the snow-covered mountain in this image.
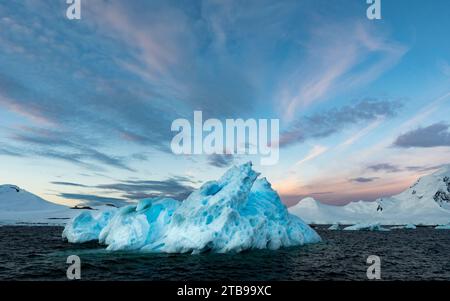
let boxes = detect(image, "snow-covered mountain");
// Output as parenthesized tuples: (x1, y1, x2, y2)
(0, 184, 77, 225)
(289, 165, 450, 225)
(289, 197, 380, 225)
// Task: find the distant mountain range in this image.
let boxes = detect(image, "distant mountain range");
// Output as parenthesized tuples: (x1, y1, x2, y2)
(3, 165, 450, 226)
(289, 165, 450, 225)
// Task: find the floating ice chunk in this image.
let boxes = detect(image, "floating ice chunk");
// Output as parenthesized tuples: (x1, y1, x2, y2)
(328, 223, 340, 230)
(404, 223, 417, 229)
(435, 223, 450, 229)
(343, 223, 390, 231)
(63, 162, 321, 253)
(391, 223, 417, 230)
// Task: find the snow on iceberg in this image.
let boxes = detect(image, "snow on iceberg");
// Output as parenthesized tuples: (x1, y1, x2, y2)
(62, 162, 321, 253)
(343, 223, 390, 231)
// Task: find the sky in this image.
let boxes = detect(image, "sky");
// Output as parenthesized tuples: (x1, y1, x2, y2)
(1, 0, 450, 207)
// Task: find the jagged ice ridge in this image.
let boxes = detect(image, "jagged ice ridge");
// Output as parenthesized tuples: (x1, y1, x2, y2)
(62, 162, 321, 253)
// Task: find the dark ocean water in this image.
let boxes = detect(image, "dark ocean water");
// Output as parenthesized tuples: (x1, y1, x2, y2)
(0, 226, 449, 281)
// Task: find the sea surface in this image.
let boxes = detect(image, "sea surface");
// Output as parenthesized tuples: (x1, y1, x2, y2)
(0, 226, 449, 281)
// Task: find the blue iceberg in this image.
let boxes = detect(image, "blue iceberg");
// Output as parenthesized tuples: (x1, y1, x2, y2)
(391, 224, 417, 230)
(343, 223, 390, 231)
(328, 223, 340, 230)
(62, 208, 116, 243)
(435, 223, 450, 230)
(62, 162, 321, 253)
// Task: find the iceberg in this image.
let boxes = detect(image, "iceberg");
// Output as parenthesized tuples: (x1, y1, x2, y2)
(62, 208, 117, 243)
(328, 223, 340, 230)
(435, 224, 450, 230)
(343, 223, 390, 231)
(62, 162, 321, 253)
(404, 223, 417, 229)
(391, 224, 417, 230)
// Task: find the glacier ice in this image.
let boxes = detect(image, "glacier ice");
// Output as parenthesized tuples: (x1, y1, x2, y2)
(343, 223, 390, 231)
(62, 162, 321, 253)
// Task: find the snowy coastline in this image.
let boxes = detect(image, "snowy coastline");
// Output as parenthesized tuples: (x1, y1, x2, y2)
(289, 165, 450, 226)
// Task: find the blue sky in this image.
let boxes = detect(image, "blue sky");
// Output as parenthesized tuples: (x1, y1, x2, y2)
(0, 0, 449, 207)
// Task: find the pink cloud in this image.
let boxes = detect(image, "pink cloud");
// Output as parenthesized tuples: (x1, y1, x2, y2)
(279, 20, 407, 120)
(0, 94, 53, 125)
